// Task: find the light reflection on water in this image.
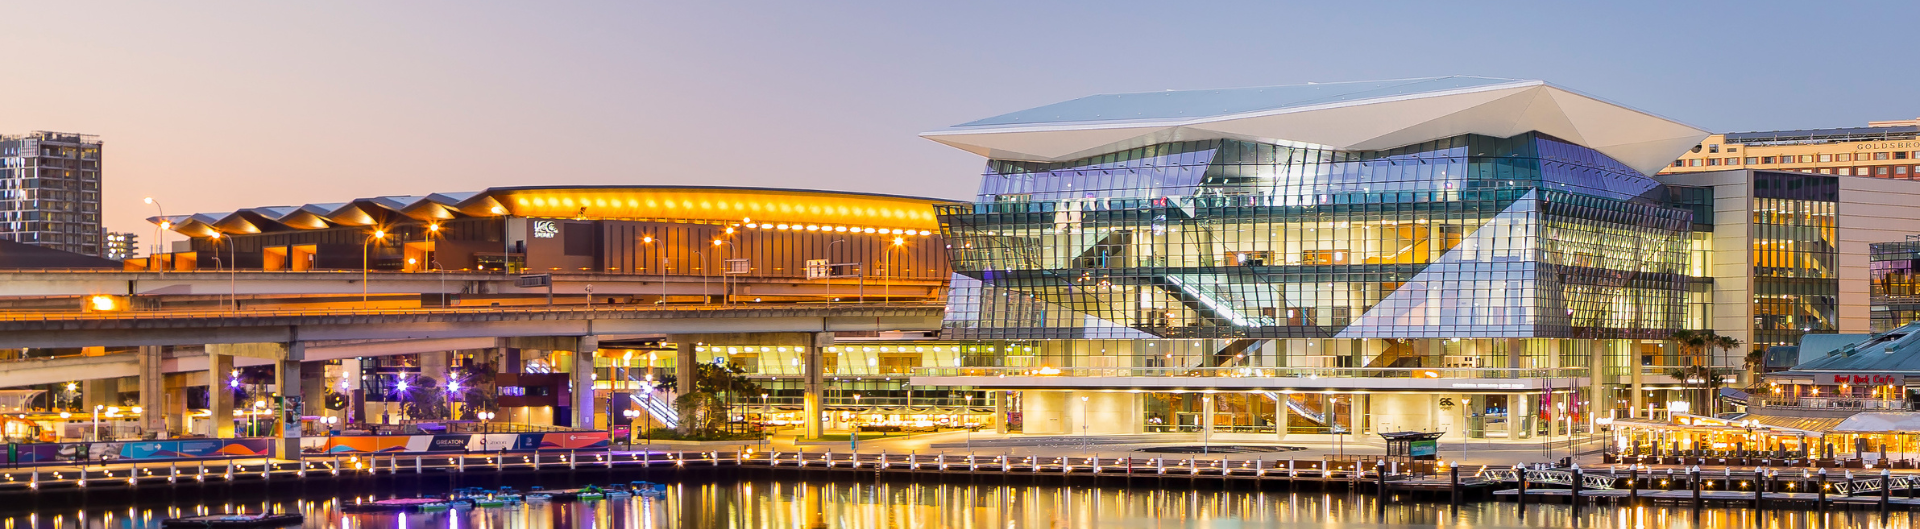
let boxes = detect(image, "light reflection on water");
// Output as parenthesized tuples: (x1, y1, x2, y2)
(8, 480, 1920, 528)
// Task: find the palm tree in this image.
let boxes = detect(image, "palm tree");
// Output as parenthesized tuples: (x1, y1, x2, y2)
(1667, 330, 1743, 416)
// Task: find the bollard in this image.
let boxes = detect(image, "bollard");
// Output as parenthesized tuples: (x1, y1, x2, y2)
(1628, 465, 1639, 503)
(1571, 464, 1583, 513)
(1752, 467, 1763, 511)
(1449, 461, 1461, 506)
(1690, 466, 1702, 506)
(415, 456, 422, 474)
(1516, 464, 1528, 511)
(1818, 468, 1828, 510)
(1882, 468, 1892, 515)
(1375, 460, 1387, 510)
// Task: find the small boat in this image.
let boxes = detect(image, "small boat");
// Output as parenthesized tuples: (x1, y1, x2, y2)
(577, 493, 606, 501)
(341, 498, 453, 513)
(526, 493, 553, 502)
(160, 514, 303, 528)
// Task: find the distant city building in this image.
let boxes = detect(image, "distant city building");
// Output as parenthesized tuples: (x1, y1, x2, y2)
(1662, 118, 1920, 179)
(103, 231, 138, 260)
(0, 131, 104, 256)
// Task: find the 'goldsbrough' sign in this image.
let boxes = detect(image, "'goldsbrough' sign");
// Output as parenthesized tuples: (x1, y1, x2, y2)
(1856, 141, 1920, 151)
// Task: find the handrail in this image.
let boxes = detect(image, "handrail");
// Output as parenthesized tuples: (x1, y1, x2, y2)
(911, 366, 1589, 379)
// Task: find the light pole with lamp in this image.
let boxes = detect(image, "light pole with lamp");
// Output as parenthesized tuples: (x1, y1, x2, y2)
(1080, 395, 1091, 449)
(476, 410, 495, 433)
(490, 206, 512, 274)
(427, 223, 448, 307)
(884, 237, 905, 302)
(207, 231, 238, 310)
(92, 404, 103, 441)
(362, 229, 386, 308)
(142, 197, 165, 262)
(964, 394, 974, 449)
(251, 399, 267, 437)
(712, 238, 735, 305)
(824, 239, 846, 304)
(851, 393, 861, 451)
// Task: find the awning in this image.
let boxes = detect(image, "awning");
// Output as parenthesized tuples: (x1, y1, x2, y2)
(1832, 412, 1920, 433)
(1743, 414, 1845, 434)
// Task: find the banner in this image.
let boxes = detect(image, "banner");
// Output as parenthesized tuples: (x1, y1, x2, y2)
(303, 432, 608, 454)
(8, 439, 270, 464)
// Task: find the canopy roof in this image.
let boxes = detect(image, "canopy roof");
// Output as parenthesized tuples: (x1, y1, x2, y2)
(924, 76, 1709, 176)
(150, 186, 961, 239)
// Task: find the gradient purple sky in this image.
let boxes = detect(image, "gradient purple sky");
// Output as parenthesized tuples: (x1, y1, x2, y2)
(5, 2, 1916, 236)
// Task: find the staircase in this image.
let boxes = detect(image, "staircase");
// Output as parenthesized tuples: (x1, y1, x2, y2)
(622, 371, 679, 429)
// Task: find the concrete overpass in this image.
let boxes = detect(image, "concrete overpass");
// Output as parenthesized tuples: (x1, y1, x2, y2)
(0, 304, 944, 349)
(0, 270, 943, 306)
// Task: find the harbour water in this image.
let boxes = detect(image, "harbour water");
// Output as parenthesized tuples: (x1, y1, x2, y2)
(7, 477, 1920, 529)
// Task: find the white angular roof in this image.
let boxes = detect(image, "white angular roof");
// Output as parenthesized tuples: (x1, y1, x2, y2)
(923, 76, 1709, 176)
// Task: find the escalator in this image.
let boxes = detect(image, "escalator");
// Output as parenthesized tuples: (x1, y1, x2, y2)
(621, 371, 679, 429)
(1156, 275, 1268, 328)
(1262, 392, 1328, 426)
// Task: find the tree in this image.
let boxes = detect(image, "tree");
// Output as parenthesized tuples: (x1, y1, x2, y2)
(673, 362, 763, 436)
(1667, 330, 1743, 416)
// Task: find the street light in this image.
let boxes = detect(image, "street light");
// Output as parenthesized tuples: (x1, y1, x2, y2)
(1081, 395, 1090, 440)
(207, 231, 238, 310)
(363, 229, 386, 308)
(143, 197, 165, 263)
(490, 206, 512, 274)
(884, 237, 905, 302)
(824, 239, 847, 304)
(964, 394, 974, 448)
(92, 404, 103, 441)
(251, 399, 267, 437)
(713, 238, 735, 306)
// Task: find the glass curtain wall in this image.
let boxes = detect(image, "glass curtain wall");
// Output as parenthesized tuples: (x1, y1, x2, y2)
(1870, 240, 1920, 332)
(1749, 172, 1839, 355)
(940, 133, 1695, 346)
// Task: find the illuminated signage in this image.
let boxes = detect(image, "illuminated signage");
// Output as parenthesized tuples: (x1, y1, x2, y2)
(532, 220, 559, 239)
(1830, 374, 1905, 386)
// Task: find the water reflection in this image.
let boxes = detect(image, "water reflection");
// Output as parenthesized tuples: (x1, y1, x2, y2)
(9, 480, 1920, 528)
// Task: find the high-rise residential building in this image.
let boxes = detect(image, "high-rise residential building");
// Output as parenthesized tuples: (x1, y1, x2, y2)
(1661, 118, 1920, 179)
(103, 231, 138, 260)
(0, 131, 104, 256)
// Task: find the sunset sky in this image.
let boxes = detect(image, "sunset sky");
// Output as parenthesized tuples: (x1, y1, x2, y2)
(4, 1, 1916, 236)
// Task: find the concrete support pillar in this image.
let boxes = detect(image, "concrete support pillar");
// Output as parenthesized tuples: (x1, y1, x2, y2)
(83, 379, 114, 411)
(1509, 391, 1528, 439)
(676, 341, 698, 432)
(274, 355, 303, 459)
(802, 333, 829, 439)
(163, 373, 190, 435)
(1201, 393, 1216, 441)
(301, 361, 326, 424)
(209, 354, 234, 438)
(1631, 344, 1648, 417)
(1591, 339, 1608, 427)
(342, 357, 364, 426)
(138, 346, 166, 435)
(573, 336, 598, 431)
(420, 351, 451, 391)
(1348, 394, 1365, 442)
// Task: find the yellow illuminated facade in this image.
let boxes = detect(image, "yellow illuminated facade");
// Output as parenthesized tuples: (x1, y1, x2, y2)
(1663, 118, 1920, 179)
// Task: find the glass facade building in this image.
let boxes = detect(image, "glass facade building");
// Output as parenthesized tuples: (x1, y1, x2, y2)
(917, 77, 1715, 440)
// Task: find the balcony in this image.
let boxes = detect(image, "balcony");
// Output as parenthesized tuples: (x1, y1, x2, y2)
(910, 366, 1590, 392)
(1762, 396, 1911, 411)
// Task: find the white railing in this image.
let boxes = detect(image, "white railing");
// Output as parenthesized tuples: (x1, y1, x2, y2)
(913, 366, 1588, 380)
(1765, 397, 1910, 410)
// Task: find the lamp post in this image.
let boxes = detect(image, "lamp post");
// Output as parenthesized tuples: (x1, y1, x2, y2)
(1081, 395, 1091, 440)
(642, 235, 669, 305)
(92, 404, 103, 442)
(825, 239, 847, 304)
(712, 238, 735, 306)
(965, 394, 974, 449)
(477, 410, 495, 433)
(362, 229, 386, 308)
(490, 206, 512, 274)
(143, 197, 164, 262)
(884, 237, 905, 302)
(207, 231, 237, 310)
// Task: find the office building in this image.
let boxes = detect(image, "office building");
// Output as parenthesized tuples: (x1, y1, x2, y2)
(0, 132, 104, 256)
(103, 231, 138, 260)
(1662, 118, 1920, 179)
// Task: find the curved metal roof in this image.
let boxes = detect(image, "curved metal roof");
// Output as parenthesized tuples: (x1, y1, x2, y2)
(924, 76, 1709, 176)
(149, 186, 963, 238)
